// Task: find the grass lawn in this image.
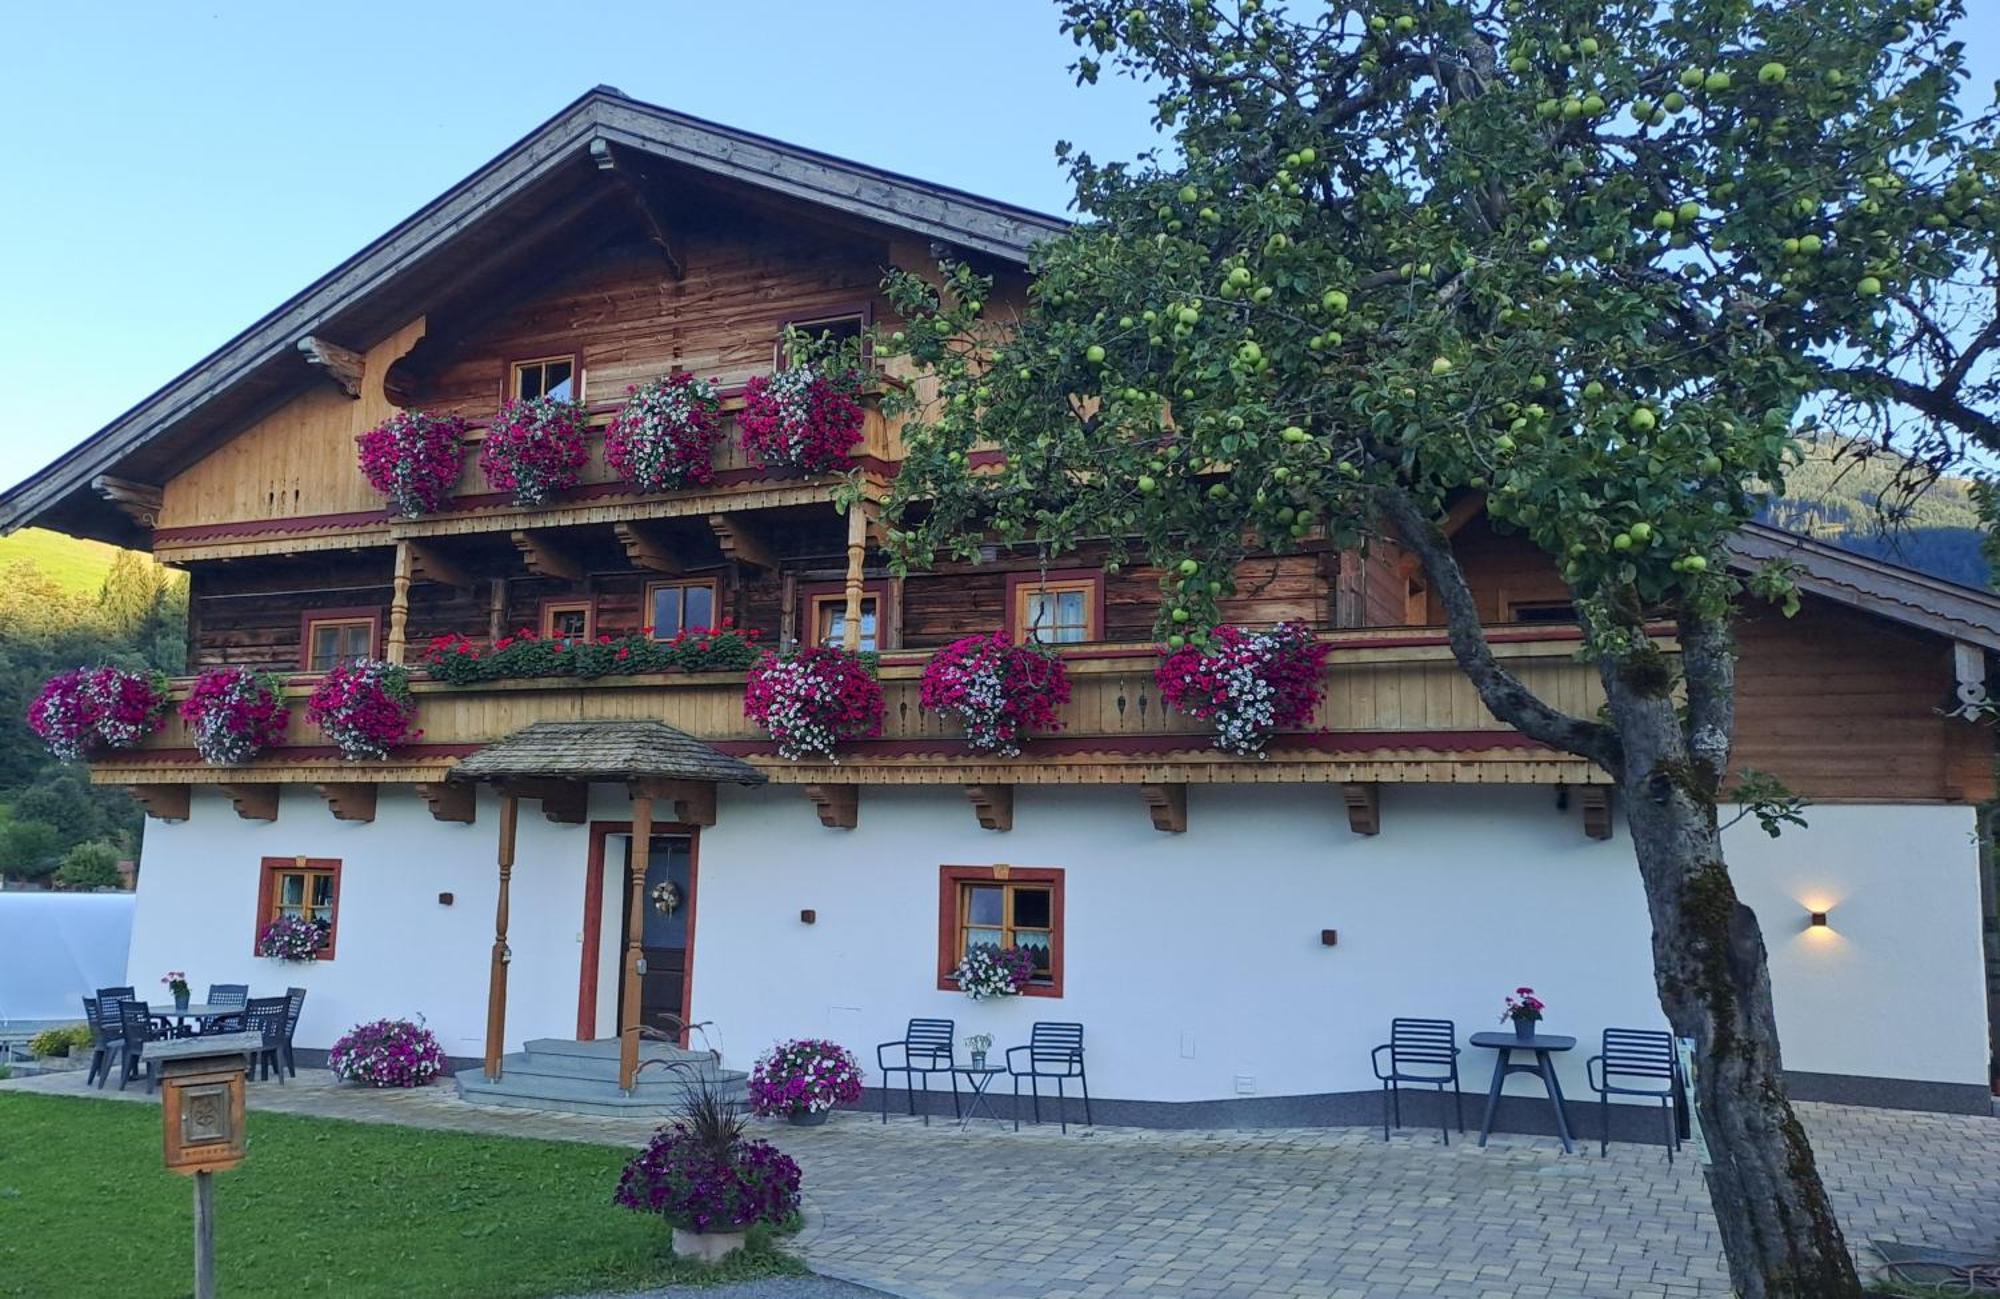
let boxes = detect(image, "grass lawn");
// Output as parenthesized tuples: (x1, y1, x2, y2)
(0, 1092, 806, 1298)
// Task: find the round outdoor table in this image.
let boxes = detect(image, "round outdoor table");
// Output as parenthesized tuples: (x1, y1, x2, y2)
(1469, 1030, 1578, 1154)
(952, 1065, 1008, 1130)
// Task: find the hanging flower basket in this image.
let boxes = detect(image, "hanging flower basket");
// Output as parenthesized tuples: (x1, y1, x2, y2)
(180, 667, 290, 765)
(743, 646, 883, 762)
(480, 397, 591, 506)
(27, 666, 172, 762)
(256, 914, 329, 962)
(606, 373, 725, 493)
(952, 945, 1037, 999)
(1155, 622, 1331, 757)
(356, 410, 469, 517)
(306, 659, 418, 761)
(918, 631, 1070, 757)
(739, 364, 865, 474)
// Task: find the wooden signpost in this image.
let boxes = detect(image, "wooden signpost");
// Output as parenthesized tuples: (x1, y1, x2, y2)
(153, 1032, 259, 1299)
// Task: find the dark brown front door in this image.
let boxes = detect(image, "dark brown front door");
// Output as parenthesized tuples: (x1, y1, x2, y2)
(619, 833, 695, 1041)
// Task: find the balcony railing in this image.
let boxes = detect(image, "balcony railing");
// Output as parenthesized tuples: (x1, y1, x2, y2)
(89, 627, 1627, 787)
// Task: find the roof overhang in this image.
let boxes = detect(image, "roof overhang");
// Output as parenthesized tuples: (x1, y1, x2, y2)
(450, 720, 767, 786)
(1728, 522, 2000, 652)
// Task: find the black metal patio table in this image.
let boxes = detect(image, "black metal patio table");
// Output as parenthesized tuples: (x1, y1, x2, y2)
(161, 1005, 242, 1036)
(952, 1065, 1008, 1130)
(1470, 1030, 1578, 1154)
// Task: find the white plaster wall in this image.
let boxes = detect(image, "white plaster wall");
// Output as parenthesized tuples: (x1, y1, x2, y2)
(691, 784, 1988, 1104)
(128, 784, 608, 1057)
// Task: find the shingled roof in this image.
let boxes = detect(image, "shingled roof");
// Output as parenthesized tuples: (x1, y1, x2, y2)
(450, 720, 767, 786)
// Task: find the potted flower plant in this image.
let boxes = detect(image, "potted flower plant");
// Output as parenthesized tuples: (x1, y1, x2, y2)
(328, 1017, 449, 1087)
(615, 1083, 802, 1265)
(918, 630, 1071, 756)
(1502, 987, 1546, 1040)
(306, 659, 418, 760)
(26, 666, 172, 762)
(480, 396, 591, 506)
(256, 914, 328, 962)
(606, 372, 725, 492)
(356, 410, 468, 517)
(1155, 621, 1332, 756)
(180, 666, 290, 765)
(161, 971, 191, 1014)
(951, 945, 1037, 1000)
(964, 1033, 994, 1070)
(743, 645, 884, 762)
(747, 1038, 864, 1125)
(738, 357, 866, 475)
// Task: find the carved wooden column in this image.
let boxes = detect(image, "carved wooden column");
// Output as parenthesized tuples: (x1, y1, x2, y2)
(839, 505, 869, 652)
(483, 792, 518, 1080)
(386, 540, 413, 664)
(620, 794, 654, 1094)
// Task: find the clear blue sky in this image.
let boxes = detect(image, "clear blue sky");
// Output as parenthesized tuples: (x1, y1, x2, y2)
(1, 4, 1991, 496)
(0, 1, 1160, 491)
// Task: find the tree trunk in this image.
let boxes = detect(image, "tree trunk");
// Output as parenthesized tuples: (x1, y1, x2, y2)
(1603, 659, 1861, 1299)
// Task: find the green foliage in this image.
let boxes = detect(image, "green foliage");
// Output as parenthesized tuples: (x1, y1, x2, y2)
(0, 820, 61, 881)
(881, 0, 1995, 657)
(0, 1092, 808, 1296)
(1727, 768, 1811, 837)
(54, 840, 122, 891)
(26, 1024, 90, 1058)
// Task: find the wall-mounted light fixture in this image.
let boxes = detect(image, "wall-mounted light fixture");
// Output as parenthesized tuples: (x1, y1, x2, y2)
(437, 892, 454, 907)
(1808, 910, 1829, 928)
(800, 909, 817, 925)
(1320, 928, 1339, 947)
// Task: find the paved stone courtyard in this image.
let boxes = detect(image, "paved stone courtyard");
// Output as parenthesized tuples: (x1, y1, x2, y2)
(7, 1066, 1998, 1298)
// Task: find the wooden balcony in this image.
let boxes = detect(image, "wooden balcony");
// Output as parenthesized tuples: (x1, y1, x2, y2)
(90, 628, 1625, 796)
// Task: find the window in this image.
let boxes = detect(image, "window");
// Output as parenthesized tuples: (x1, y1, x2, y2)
(812, 592, 879, 652)
(542, 599, 594, 641)
(511, 355, 577, 403)
(778, 310, 868, 367)
(1009, 572, 1103, 644)
(937, 865, 1064, 997)
(300, 611, 379, 673)
(1509, 600, 1578, 625)
(646, 579, 719, 639)
(255, 856, 340, 960)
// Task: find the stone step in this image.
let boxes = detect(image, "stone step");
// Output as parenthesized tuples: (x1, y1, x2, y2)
(499, 1052, 745, 1092)
(456, 1070, 749, 1118)
(520, 1037, 718, 1065)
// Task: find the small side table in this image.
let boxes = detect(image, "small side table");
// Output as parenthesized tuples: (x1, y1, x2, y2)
(1469, 1030, 1578, 1154)
(952, 1065, 1008, 1129)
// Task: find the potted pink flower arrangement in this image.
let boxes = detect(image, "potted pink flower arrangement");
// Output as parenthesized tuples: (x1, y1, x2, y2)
(1155, 621, 1331, 756)
(356, 410, 468, 517)
(1502, 987, 1547, 1040)
(606, 372, 725, 492)
(748, 1038, 864, 1125)
(257, 914, 328, 962)
(743, 646, 884, 761)
(180, 666, 290, 765)
(480, 396, 590, 505)
(161, 971, 191, 1014)
(919, 631, 1070, 757)
(328, 1017, 449, 1087)
(952, 945, 1038, 999)
(615, 1087, 802, 1264)
(739, 363, 865, 474)
(27, 666, 172, 761)
(306, 659, 418, 760)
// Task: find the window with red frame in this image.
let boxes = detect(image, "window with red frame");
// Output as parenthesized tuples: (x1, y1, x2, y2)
(255, 856, 341, 960)
(646, 579, 718, 639)
(937, 865, 1064, 997)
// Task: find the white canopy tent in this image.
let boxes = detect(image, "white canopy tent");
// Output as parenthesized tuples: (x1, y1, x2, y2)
(0, 892, 133, 1028)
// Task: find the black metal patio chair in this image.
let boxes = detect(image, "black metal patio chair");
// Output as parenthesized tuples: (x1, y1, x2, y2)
(111, 998, 165, 1092)
(1587, 1028, 1681, 1161)
(94, 985, 135, 1003)
(1369, 1017, 1463, 1144)
(1006, 1021, 1091, 1133)
(277, 987, 307, 1077)
(876, 1018, 957, 1122)
(80, 997, 116, 1086)
(201, 983, 250, 1033)
(242, 997, 289, 1083)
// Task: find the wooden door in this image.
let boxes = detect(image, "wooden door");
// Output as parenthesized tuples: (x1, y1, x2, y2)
(620, 833, 695, 1041)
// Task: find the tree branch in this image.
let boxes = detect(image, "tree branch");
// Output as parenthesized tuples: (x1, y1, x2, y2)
(1818, 361, 2000, 449)
(1680, 606, 1736, 787)
(1375, 487, 1624, 776)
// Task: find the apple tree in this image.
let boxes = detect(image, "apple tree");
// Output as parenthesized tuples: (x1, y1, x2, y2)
(878, 1, 1997, 1295)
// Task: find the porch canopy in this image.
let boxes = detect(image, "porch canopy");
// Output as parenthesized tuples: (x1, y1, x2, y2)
(449, 720, 765, 1091)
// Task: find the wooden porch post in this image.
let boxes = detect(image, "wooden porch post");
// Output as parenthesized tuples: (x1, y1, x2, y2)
(386, 540, 413, 664)
(620, 794, 653, 1093)
(839, 505, 869, 652)
(483, 791, 518, 1080)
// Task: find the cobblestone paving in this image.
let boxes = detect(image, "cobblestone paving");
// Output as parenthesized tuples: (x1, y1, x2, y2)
(9, 1067, 1997, 1298)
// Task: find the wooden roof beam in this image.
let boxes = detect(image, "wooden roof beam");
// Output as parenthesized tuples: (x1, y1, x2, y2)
(497, 777, 587, 825)
(127, 784, 190, 822)
(632, 777, 716, 827)
(416, 781, 476, 824)
(407, 541, 473, 590)
(967, 784, 1013, 832)
(91, 476, 162, 530)
(217, 783, 280, 822)
(297, 336, 364, 398)
(708, 513, 775, 571)
(1342, 783, 1380, 836)
(614, 521, 683, 574)
(590, 138, 684, 280)
(804, 783, 858, 829)
(315, 783, 378, 823)
(1139, 782, 1186, 833)
(511, 529, 584, 581)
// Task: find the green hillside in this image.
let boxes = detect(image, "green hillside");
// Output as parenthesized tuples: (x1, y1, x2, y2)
(0, 528, 127, 595)
(1760, 442, 1991, 588)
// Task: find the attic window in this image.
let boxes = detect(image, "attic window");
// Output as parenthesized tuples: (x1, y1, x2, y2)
(512, 355, 577, 403)
(1510, 601, 1578, 625)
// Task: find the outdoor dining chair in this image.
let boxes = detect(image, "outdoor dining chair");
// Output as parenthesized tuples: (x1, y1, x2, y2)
(1369, 1017, 1464, 1144)
(876, 1018, 957, 1122)
(202, 984, 251, 1033)
(277, 988, 307, 1077)
(242, 997, 289, 1083)
(94, 985, 135, 1003)
(1587, 1028, 1681, 1161)
(1006, 1021, 1091, 1132)
(79, 997, 116, 1087)
(110, 998, 164, 1092)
